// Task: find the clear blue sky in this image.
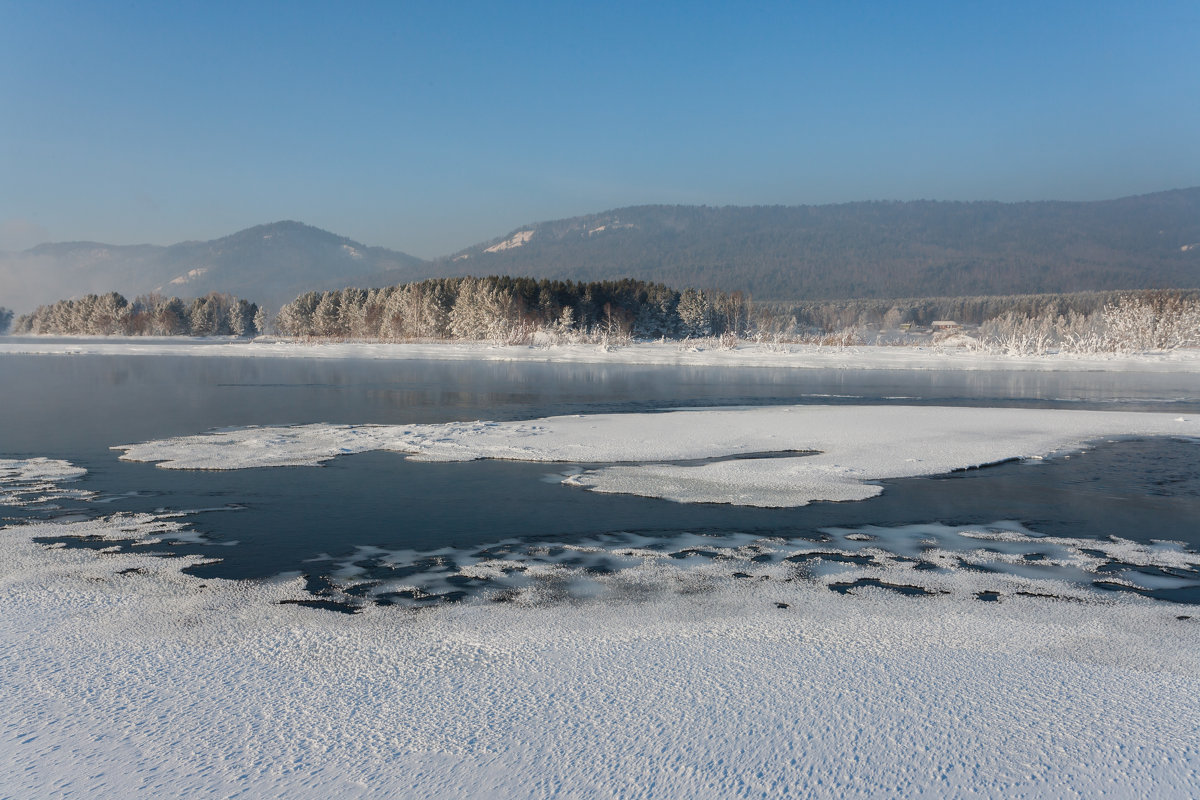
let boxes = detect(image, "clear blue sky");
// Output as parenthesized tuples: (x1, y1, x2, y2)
(2, 0, 1197, 256)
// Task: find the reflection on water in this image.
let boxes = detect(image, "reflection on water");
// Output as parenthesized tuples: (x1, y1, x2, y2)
(5, 353, 1200, 457)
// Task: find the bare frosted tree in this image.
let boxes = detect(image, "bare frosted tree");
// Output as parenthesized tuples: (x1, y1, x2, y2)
(253, 305, 272, 337)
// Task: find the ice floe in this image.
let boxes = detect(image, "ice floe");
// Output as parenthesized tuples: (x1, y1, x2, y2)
(0, 456, 92, 507)
(115, 405, 1200, 507)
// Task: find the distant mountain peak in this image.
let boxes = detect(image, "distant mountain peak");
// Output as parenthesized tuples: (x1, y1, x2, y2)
(2, 221, 426, 313)
(210, 220, 361, 247)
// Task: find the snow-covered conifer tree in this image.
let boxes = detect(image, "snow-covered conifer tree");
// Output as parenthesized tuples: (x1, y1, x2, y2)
(677, 289, 714, 337)
(312, 292, 343, 337)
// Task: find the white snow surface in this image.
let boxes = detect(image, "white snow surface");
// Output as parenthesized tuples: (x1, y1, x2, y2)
(115, 405, 1200, 506)
(0, 456, 92, 506)
(166, 266, 209, 286)
(4, 337, 1200, 373)
(484, 229, 534, 252)
(0, 456, 87, 483)
(1, 488, 1199, 798)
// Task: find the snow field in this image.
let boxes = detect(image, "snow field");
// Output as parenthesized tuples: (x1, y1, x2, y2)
(2, 506, 1199, 799)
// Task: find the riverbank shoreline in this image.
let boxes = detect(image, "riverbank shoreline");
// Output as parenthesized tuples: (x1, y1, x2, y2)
(3, 335, 1199, 373)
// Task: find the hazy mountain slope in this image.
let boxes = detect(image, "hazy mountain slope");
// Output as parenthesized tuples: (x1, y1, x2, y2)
(150, 222, 426, 309)
(0, 222, 427, 313)
(3, 190, 1198, 314)
(401, 188, 1200, 300)
(0, 242, 170, 314)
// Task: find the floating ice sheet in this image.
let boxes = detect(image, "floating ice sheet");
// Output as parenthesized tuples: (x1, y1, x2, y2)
(0, 457, 88, 484)
(0, 456, 91, 507)
(115, 405, 1200, 507)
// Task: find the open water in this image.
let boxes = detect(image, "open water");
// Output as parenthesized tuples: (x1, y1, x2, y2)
(2, 350, 1199, 605)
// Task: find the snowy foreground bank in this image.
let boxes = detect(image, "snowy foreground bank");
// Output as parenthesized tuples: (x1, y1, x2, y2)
(3, 335, 1200, 372)
(2, 477, 1199, 798)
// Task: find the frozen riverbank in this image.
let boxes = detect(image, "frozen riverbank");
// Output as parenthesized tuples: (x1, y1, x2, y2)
(2, 485, 1198, 799)
(3, 335, 1200, 373)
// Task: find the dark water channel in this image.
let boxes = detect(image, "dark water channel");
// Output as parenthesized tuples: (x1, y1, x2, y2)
(2, 352, 1200, 604)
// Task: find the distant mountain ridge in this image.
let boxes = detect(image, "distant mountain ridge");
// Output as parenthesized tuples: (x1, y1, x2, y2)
(416, 188, 1200, 301)
(1, 221, 425, 313)
(2, 189, 1198, 314)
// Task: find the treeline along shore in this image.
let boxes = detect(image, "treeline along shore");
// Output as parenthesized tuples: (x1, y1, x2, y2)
(11, 292, 263, 337)
(6, 278, 1200, 354)
(274, 277, 749, 341)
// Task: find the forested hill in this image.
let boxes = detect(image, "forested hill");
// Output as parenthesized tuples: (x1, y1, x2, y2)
(0, 221, 426, 313)
(413, 189, 1200, 301)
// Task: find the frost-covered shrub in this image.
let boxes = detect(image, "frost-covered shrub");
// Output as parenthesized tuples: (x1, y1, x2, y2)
(819, 327, 865, 348)
(1054, 310, 1107, 354)
(674, 332, 740, 352)
(968, 291, 1200, 355)
(752, 332, 791, 353)
(1099, 292, 1200, 352)
(978, 311, 1057, 356)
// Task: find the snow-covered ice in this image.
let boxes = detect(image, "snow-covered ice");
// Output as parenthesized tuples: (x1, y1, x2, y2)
(0, 457, 88, 484)
(0, 456, 92, 507)
(1, 462, 1199, 799)
(303, 522, 1200, 608)
(115, 405, 1200, 506)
